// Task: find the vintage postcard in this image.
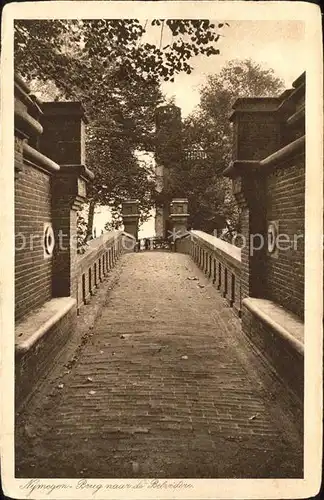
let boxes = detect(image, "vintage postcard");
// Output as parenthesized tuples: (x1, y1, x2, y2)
(0, 1, 323, 499)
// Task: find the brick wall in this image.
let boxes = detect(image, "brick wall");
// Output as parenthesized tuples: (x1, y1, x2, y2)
(265, 157, 305, 318)
(15, 302, 77, 408)
(242, 307, 304, 408)
(226, 73, 305, 318)
(15, 164, 52, 321)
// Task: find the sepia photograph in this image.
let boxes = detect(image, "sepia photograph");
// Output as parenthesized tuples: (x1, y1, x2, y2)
(0, 1, 322, 499)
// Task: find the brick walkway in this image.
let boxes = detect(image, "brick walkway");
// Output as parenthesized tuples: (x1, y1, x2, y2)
(15, 252, 303, 478)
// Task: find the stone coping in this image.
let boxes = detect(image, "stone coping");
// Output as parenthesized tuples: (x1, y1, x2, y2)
(224, 135, 305, 177)
(170, 213, 190, 218)
(15, 106, 43, 137)
(77, 230, 128, 274)
(293, 71, 306, 88)
(121, 231, 136, 239)
(15, 73, 43, 117)
(41, 101, 89, 124)
(15, 297, 76, 354)
(230, 96, 280, 114)
(59, 164, 95, 181)
(230, 71, 305, 120)
(191, 230, 241, 265)
(286, 105, 305, 128)
(260, 135, 305, 169)
(243, 298, 304, 356)
(86, 230, 122, 249)
(23, 142, 60, 173)
(276, 77, 305, 114)
(15, 73, 30, 93)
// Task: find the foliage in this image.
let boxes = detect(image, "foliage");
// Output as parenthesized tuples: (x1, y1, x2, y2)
(14, 19, 224, 234)
(175, 59, 285, 234)
(76, 210, 89, 253)
(15, 20, 224, 87)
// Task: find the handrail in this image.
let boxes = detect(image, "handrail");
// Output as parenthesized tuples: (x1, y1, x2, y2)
(191, 230, 241, 262)
(78, 231, 121, 256)
(23, 142, 60, 173)
(260, 135, 305, 169)
(15, 106, 43, 137)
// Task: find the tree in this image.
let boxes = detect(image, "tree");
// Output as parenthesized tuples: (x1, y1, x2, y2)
(14, 20, 224, 87)
(14, 19, 225, 236)
(176, 59, 285, 235)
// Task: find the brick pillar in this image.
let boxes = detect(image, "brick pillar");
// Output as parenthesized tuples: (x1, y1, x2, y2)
(40, 102, 94, 298)
(122, 200, 140, 240)
(224, 98, 281, 299)
(169, 198, 189, 239)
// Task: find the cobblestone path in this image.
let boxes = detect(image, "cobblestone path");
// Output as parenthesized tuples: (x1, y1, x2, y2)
(15, 252, 303, 478)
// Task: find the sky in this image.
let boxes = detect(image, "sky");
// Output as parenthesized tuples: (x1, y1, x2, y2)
(158, 20, 306, 117)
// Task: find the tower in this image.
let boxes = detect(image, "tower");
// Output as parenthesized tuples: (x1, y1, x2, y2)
(154, 105, 182, 239)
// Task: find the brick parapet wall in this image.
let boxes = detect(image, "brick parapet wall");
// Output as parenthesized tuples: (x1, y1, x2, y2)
(242, 306, 304, 406)
(222, 72, 305, 402)
(15, 300, 77, 408)
(14, 75, 93, 317)
(14, 75, 123, 410)
(225, 72, 305, 318)
(14, 77, 54, 321)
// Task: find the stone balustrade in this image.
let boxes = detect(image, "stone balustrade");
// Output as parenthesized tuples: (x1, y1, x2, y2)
(189, 230, 242, 316)
(76, 231, 124, 312)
